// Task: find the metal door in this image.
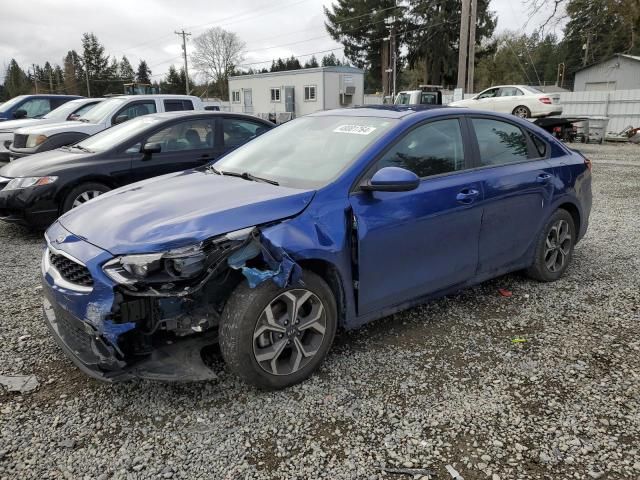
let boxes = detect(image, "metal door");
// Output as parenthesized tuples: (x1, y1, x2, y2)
(284, 86, 295, 113)
(243, 89, 253, 114)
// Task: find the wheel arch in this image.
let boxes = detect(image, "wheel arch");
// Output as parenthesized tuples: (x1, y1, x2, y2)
(55, 175, 120, 211)
(557, 201, 581, 237)
(297, 258, 347, 328)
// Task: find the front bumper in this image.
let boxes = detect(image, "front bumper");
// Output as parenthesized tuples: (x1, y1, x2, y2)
(41, 221, 219, 382)
(0, 184, 59, 228)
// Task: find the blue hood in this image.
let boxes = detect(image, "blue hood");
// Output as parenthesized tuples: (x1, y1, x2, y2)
(58, 170, 315, 255)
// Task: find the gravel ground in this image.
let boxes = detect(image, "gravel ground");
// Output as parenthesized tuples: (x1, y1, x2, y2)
(0, 142, 639, 480)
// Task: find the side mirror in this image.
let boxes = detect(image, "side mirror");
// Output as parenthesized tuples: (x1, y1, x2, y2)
(141, 142, 162, 156)
(113, 114, 129, 125)
(361, 167, 420, 192)
(13, 109, 27, 119)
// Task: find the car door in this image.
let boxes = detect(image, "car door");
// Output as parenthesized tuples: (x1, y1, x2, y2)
(110, 99, 157, 126)
(468, 116, 556, 276)
(493, 87, 525, 114)
(128, 117, 220, 182)
(472, 87, 500, 111)
(349, 117, 484, 316)
(221, 117, 270, 154)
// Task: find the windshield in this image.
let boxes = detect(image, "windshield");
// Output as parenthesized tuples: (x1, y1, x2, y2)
(75, 115, 164, 153)
(77, 97, 126, 123)
(0, 95, 27, 113)
(214, 115, 397, 189)
(43, 100, 87, 121)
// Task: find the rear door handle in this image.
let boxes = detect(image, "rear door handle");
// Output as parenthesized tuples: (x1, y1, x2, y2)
(456, 188, 480, 204)
(537, 173, 552, 183)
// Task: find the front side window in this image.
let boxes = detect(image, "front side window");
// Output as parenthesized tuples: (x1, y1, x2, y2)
(19, 98, 51, 117)
(144, 119, 214, 152)
(231, 91, 241, 103)
(477, 88, 500, 100)
(304, 86, 317, 101)
(223, 119, 267, 148)
(214, 115, 397, 189)
(472, 118, 529, 166)
(115, 101, 157, 123)
(395, 93, 411, 105)
(270, 88, 281, 102)
(376, 119, 465, 178)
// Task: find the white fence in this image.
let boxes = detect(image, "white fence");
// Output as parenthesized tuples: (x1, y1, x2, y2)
(559, 89, 640, 132)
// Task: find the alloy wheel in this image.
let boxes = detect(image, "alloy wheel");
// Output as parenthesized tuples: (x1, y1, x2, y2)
(71, 190, 104, 209)
(544, 219, 572, 273)
(252, 289, 327, 376)
(514, 107, 530, 118)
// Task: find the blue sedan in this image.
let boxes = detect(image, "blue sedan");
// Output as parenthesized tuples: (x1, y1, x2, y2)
(41, 106, 592, 388)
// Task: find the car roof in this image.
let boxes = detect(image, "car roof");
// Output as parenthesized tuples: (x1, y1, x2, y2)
(104, 94, 201, 101)
(310, 105, 454, 119)
(137, 111, 274, 122)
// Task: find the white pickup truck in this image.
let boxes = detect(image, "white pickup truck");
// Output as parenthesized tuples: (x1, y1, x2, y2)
(9, 94, 203, 159)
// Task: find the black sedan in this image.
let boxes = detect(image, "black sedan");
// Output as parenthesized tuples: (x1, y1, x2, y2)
(0, 111, 273, 229)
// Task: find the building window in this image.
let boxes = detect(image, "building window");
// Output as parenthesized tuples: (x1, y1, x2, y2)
(231, 90, 241, 103)
(270, 87, 281, 102)
(304, 85, 317, 102)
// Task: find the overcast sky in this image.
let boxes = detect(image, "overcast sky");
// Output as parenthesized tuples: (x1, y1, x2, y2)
(0, 0, 560, 84)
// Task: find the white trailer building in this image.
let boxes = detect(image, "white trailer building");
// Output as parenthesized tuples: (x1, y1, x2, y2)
(227, 66, 364, 119)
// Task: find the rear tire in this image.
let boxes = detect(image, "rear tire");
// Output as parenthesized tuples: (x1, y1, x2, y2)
(526, 209, 575, 282)
(512, 106, 531, 118)
(219, 270, 337, 389)
(61, 182, 110, 213)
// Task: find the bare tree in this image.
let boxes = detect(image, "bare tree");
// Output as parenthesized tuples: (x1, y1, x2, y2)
(191, 27, 245, 98)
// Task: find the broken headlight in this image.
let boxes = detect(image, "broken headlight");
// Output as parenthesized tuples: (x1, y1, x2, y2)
(102, 227, 254, 286)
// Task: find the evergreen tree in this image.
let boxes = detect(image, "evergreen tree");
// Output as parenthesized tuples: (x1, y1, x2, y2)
(161, 65, 183, 93)
(321, 53, 341, 66)
(119, 56, 135, 81)
(325, 0, 401, 90)
(285, 55, 302, 70)
(304, 56, 320, 68)
(136, 60, 152, 84)
(63, 50, 84, 95)
(3, 59, 31, 100)
(82, 33, 110, 96)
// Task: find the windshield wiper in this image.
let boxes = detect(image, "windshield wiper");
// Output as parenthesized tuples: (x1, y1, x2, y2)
(212, 168, 279, 186)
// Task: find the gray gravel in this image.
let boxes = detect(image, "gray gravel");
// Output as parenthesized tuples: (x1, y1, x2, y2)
(1, 142, 639, 480)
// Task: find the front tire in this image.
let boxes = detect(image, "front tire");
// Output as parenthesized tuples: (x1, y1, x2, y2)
(526, 209, 575, 282)
(61, 182, 111, 213)
(219, 270, 337, 389)
(512, 106, 531, 118)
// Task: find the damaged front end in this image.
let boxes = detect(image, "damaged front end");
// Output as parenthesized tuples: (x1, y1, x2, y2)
(42, 222, 300, 382)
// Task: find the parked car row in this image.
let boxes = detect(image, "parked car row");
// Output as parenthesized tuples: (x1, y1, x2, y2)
(0, 101, 592, 389)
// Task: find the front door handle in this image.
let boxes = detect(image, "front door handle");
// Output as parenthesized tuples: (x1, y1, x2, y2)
(456, 188, 480, 204)
(537, 173, 552, 183)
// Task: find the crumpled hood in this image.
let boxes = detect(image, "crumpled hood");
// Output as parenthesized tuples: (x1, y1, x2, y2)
(58, 169, 315, 255)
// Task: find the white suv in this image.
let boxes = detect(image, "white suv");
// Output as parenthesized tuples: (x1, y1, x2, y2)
(9, 95, 203, 158)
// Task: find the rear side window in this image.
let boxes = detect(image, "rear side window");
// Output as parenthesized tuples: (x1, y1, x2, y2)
(164, 100, 194, 112)
(472, 118, 528, 166)
(529, 132, 547, 157)
(223, 118, 268, 148)
(376, 119, 465, 177)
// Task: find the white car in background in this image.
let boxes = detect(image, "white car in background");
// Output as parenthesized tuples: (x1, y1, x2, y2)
(0, 98, 102, 162)
(449, 85, 562, 118)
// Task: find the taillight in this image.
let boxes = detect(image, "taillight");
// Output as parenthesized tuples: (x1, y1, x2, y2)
(584, 157, 592, 171)
(539, 97, 553, 104)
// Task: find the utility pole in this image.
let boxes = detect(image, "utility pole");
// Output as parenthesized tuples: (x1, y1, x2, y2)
(49, 69, 54, 93)
(466, 0, 477, 94)
(175, 29, 192, 95)
(582, 34, 590, 67)
(390, 23, 397, 100)
(556, 62, 565, 88)
(32, 65, 38, 93)
(457, 0, 471, 90)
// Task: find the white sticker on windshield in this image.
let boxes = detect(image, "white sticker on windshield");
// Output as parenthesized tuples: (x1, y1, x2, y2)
(333, 124, 377, 135)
